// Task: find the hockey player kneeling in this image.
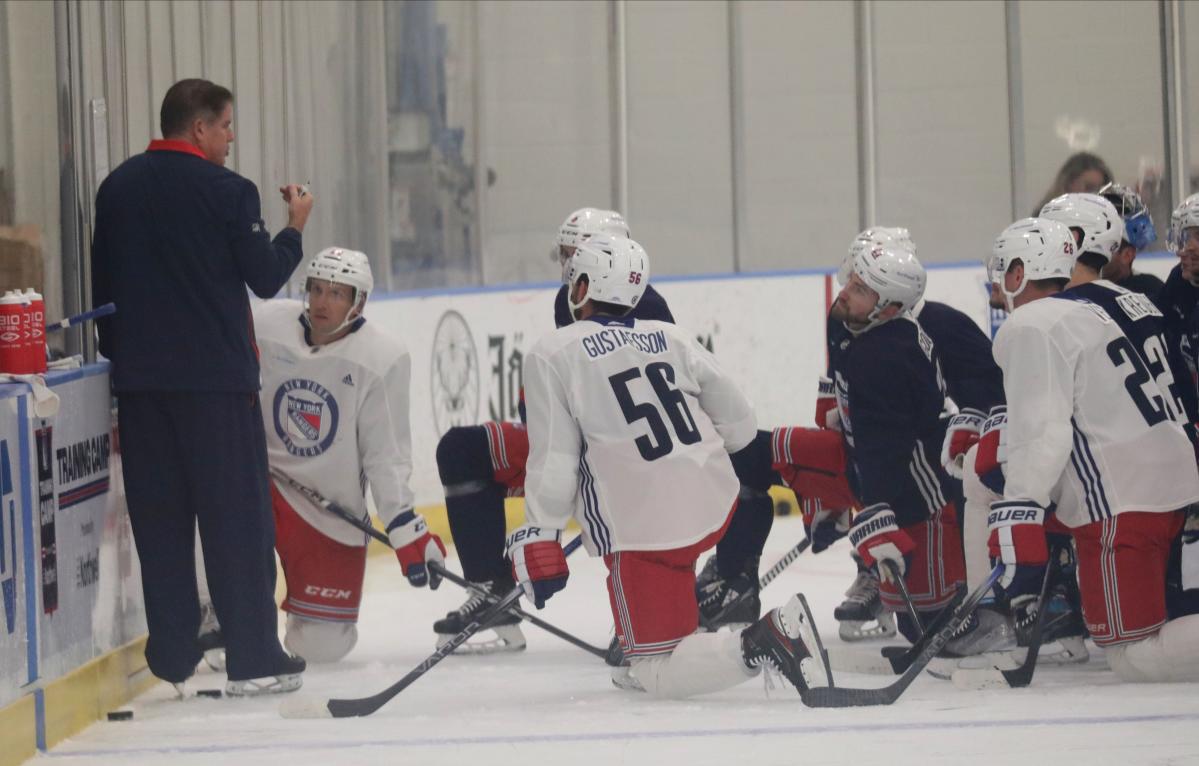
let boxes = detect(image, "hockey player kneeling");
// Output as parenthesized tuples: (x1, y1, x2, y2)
(254, 248, 443, 668)
(511, 235, 830, 698)
(987, 217, 1199, 683)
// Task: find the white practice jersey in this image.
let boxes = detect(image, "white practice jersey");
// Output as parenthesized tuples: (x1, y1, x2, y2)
(523, 316, 756, 555)
(993, 292, 1199, 528)
(254, 300, 414, 546)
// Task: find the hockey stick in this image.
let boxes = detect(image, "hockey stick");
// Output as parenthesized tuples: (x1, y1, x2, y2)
(280, 586, 524, 719)
(430, 560, 607, 660)
(45, 302, 115, 332)
(798, 564, 1003, 708)
(883, 560, 924, 634)
(825, 584, 966, 675)
(268, 469, 599, 657)
(699, 537, 812, 630)
(951, 549, 1058, 690)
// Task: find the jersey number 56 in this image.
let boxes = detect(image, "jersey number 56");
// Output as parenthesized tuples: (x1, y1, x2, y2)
(608, 362, 700, 461)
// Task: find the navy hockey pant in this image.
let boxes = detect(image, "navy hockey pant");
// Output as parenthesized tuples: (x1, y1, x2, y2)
(117, 391, 288, 682)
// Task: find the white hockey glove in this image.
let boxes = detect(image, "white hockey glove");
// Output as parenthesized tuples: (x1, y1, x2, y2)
(387, 510, 446, 589)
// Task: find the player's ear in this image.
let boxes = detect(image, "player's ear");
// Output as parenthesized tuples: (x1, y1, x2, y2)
(571, 276, 590, 306)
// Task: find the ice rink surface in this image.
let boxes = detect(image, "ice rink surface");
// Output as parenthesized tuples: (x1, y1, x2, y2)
(40, 517, 1199, 765)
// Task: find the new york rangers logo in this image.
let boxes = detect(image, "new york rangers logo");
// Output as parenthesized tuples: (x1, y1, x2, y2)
(273, 379, 340, 457)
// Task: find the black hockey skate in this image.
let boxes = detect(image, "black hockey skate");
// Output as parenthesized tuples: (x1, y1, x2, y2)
(697, 555, 761, 630)
(433, 575, 526, 654)
(834, 554, 896, 641)
(740, 594, 831, 692)
(225, 653, 306, 697)
(1014, 583, 1088, 666)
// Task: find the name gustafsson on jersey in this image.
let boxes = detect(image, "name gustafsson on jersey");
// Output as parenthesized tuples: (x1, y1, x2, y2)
(582, 327, 669, 360)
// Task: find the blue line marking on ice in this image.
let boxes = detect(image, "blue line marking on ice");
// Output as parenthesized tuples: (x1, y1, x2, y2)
(43, 712, 1199, 758)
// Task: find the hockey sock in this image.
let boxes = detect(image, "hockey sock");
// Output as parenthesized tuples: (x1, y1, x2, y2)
(716, 489, 773, 580)
(961, 445, 999, 592)
(1104, 614, 1199, 682)
(445, 483, 509, 583)
(627, 631, 754, 699)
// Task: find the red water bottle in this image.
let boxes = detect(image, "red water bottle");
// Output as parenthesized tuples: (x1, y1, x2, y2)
(23, 288, 45, 373)
(0, 291, 27, 373)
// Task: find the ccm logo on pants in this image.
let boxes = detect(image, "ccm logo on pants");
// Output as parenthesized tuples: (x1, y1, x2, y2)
(304, 585, 353, 600)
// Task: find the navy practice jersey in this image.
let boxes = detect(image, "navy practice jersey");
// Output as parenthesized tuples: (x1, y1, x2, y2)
(1114, 271, 1164, 299)
(828, 315, 951, 526)
(1155, 265, 1199, 421)
(826, 301, 1004, 415)
(554, 283, 675, 328)
(914, 301, 1005, 414)
(1062, 280, 1195, 423)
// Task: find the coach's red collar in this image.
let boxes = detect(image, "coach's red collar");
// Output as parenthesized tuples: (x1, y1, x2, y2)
(146, 139, 207, 160)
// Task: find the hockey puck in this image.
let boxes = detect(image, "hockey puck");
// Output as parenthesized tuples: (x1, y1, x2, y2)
(196, 689, 222, 699)
(106, 710, 133, 721)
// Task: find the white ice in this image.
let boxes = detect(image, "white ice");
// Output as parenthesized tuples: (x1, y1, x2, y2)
(40, 516, 1199, 765)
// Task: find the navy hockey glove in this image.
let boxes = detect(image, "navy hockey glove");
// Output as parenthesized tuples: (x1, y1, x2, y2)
(941, 408, 985, 479)
(986, 499, 1048, 606)
(974, 406, 1007, 495)
(848, 504, 915, 583)
(388, 511, 447, 589)
(801, 497, 850, 554)
(506, 524, 569, 609)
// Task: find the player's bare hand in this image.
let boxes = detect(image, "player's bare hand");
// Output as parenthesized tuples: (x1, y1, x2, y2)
(280, 184, 314, 231)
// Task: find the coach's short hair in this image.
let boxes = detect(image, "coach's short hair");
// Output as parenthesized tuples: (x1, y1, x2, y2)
(160, 79, 233, 138)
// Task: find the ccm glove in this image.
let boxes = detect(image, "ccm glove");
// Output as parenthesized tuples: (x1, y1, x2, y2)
(506, 524, 569, 609)
(801, 497, 850, 554)
(986, 499, 1049, 605)
(941, 408, 985, 479)
(848, 503, 915, 583)
(815, 376, 841, 431)
(974, 405, 1008, 495)
(388, 510, 447, 589)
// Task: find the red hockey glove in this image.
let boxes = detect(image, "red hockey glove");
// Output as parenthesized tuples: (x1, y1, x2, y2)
(974, 405, 1008, 495)
(848, 503, 915, 583)
(815, 376, 841, 431)
(986, 499, 1049, 606)
(388, 511, 447, 589)
(506, 524, 569, 609)
(940, 408, 985, 479)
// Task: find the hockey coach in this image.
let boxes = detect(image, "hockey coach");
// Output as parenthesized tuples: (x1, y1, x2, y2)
(92, 78, 313, 693)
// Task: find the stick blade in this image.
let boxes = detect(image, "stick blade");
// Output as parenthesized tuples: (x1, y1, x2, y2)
(800, 685, 898, 708)
(278, 695, 333, 719)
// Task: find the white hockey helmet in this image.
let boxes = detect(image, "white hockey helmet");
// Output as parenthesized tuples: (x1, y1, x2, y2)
(305, 247, 373, 332)
(551, 208, 630, 278)
(1038, 193, 1125, 264)
(1169, 193, 1199, 252)
(989, 217, 1076, 312)
(837, 226, 914, 286)
(566, 235, 650, 316)
(843, 234, 925, 329)
(1098, 182, 1156, 251)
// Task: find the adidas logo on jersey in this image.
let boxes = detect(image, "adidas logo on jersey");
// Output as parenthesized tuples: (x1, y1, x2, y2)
(342, 374, 354, 386)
